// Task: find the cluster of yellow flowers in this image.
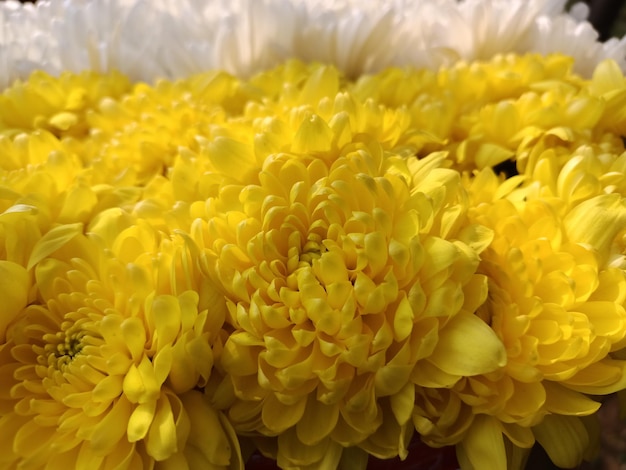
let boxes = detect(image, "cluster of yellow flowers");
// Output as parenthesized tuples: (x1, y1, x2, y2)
(1, 53, 626, 470)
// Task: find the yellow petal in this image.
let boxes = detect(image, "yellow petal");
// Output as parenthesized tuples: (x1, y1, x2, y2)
(337, 446, 368, 470)
(58, 184, 97, 223)
(121, 317, 147, 362)
(543, 382, 600, 416)
(532, 415, 588, 469)
(292, 114, 334, 155)
(262, 393, 307, 434)
(153, 451, 189, 470)
(122, 356, 160, 404)
(503, 438, 532, 470)
(48, 111, 78, 130)
(392, 294, 414, 341)
(564, 194, 626, 264)
(500, 422, 535, 449)
(277, 432, 338, 468)
(590, 59, 625, 96)
(459, 415, 506, 470)
(412, 359, 460, 388)
(145, 396, 178, 461)
(428, 313, 506, 376)
(389, 382, 415, 426)
(0, 261, 29, 342)
(205, 136, 255, 183)
(296, 396, 340, 445)
(474, 142, 513, 169)
(13, 418, 55, 456)
(299, 65, 340, 106)
(76, 442, 105, 469)
(90, 397, 132, 453)
(91, 375, 124, 403)
(169, 335, 213, 393)
(127, 400, 157, 442)
(28, 223, 83, 270)
(153, 344, 174, 387)
(564, 359, 626, 394)
(150, 295, 182, 349)
(218, 412, 244, 470)
(457, 224, 494, 255)
(182, 391, 235, 467)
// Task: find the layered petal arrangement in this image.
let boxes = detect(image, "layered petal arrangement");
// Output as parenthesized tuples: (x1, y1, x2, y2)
(2, 1, 626, 470)
(0, 216, 242, 468)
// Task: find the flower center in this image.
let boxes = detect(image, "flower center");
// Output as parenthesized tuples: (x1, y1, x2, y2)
(299, 238, 325, 265)
(44, 327, 86, 369)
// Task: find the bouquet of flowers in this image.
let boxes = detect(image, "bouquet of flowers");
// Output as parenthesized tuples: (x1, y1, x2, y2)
(2, 1, 626, 469)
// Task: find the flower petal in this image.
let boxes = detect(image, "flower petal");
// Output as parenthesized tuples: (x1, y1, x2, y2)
(145, 395, 178, 461)
(428, 313, 506, 376)
(296, 396, 340, 445)
(533, 415, 588, 469)
(90, 397, 132, 453)
(458, 415, 506, 470)
(0, 261, 29, 341)
(27, 222, 83, 270)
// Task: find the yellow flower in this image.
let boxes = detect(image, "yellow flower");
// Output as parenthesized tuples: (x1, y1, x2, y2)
(413, 169, 626, 469)
(351, 53, 590, 173)
(0, 70, 130, 138)
(0, 129, 138, 234)
(0, 129, 145, 341)
(587, 59, 626, 136)
(83, 70, 252, 185)
(192, 93, 505, 466)
(0, 215, 242, 469)
(349, 54, 626, 185)
(150, 61, 440, 232)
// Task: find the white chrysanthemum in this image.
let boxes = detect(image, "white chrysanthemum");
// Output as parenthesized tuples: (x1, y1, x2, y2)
(1, 0, 626, 85)
(0, 0, 167, 88)
(1, 1, 46, 87)
(153, 0, 300, 79)
(389, 0, 563, 69)
(523, 2, 626, 76)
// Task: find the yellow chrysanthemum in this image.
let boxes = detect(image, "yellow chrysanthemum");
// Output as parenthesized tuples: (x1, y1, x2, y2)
(140, 60, 444, 237)
(412, 168, 626, 469)
(0, 70, 130, 138)
(0, 129, 143, 227)
(348, 54, 626, 181)
(348, 53, 591, 172)
(81, 70, 255, 185)
(191, 95, 505, 466)
(0, 129, 144, 342)
(0, 215, 242, 469)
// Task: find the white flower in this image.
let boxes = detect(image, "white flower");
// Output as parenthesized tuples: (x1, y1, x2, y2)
(1, 1, 47, 88)
(1, 0, 625, 87)
(524, 4, 626, 76)
(154, 0, 300, 78)
(389, 0, 564, 68)
(0, 0, 168, 87)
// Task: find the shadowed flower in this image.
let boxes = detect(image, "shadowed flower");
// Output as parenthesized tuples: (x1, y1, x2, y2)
(0, 216, 242, 469)
(413, 169, 626, 469)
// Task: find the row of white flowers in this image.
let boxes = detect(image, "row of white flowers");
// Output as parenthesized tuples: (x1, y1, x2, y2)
(1, 0, 625, 88)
